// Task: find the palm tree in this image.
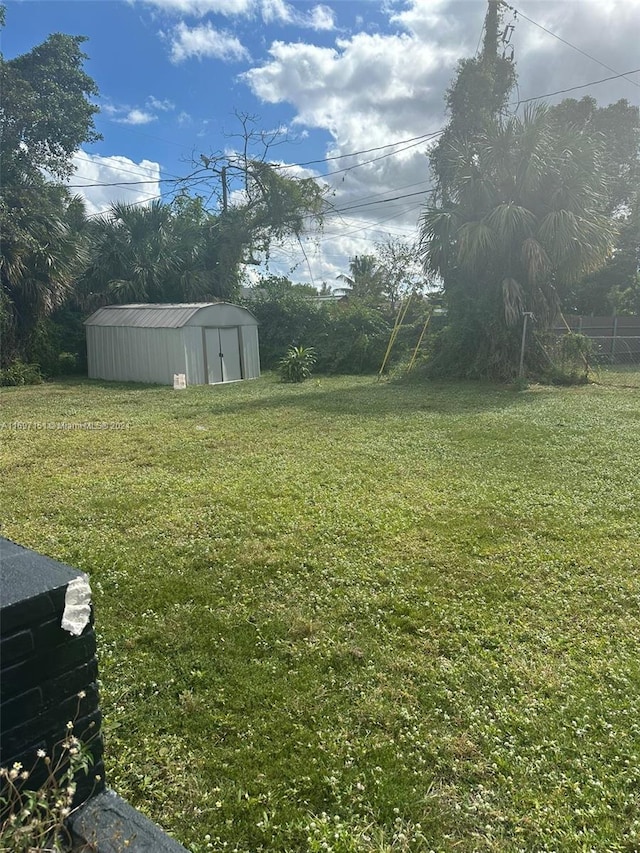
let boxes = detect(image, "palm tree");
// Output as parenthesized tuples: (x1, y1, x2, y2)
(336, 255, 383, 300)
(419, 105, 615, 377)
(0, 175, 87, 366)
(79, 199, 245, 310)
(80, 201, 176, 307)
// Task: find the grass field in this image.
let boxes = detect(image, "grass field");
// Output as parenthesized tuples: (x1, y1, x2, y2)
(1, 374, 639, 852)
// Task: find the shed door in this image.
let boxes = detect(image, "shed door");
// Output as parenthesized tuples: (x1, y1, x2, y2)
(219, 327, 242, 381)
(204, 327, 242, 384)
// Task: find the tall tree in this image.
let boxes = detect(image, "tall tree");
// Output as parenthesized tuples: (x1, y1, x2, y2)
(78, 198, 246, 308)
(430, 0, 516, 202)
(548, 97, 639, 315)
(193, 114, 327, 267)
(0, 16, 100, 366)
(420, 105, 614, 378)
(548, 97, 639, 214)
(374, 239, 425, 308)
(420, 2, 616, 379)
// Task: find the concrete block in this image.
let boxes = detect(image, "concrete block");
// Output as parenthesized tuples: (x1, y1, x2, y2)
(69, 789, 189, 852)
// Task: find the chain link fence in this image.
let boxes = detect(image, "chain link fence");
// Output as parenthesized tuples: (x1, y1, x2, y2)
(545, 316, 640, 388)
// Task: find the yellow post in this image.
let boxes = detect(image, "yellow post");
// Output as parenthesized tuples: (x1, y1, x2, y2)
(377, 294, 412, 379)
(406, 309, 432, 373)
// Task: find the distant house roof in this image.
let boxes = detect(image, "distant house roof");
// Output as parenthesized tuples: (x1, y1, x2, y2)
(85, 302, 257, 329)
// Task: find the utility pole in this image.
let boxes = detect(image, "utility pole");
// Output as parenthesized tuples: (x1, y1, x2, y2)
(221, 166, 228, 213)
(519, 312, 534, 378)
(483, 0, 501, 64)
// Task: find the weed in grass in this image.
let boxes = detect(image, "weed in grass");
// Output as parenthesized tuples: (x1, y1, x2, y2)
(0, 699, 100, 852)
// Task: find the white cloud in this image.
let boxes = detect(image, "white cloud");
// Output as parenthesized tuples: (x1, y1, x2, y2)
(243, 32, 455, 149)
(102, 101, 162, 124)
(307, 5, 335, 31)
(259, 0, 291, 24)
(68, 152, 162, 217)
(141, 0, 334, 28)
(147, 95, 176, 111)
(143, 0, 253, 16)
(505, 0, 640, 106)
(169, 21, 250, 62)
(117, 109, 158, 125)
(260, 0, 335, 29)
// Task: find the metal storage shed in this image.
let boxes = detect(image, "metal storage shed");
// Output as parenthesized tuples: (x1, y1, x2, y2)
(85, 303, 260, 386)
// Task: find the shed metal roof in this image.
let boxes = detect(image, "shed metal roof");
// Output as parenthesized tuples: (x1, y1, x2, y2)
(86, 303, 225, 329)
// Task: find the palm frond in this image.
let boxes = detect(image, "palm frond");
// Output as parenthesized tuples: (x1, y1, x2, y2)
(521, 237, 551, 286)
(484, 203, 536, 243)
(419, 207, 461, 276)
(501, 276, 525, 326)
(456, 220, 497, 271)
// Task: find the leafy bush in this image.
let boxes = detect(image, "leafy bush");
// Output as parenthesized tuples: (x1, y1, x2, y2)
(534, 331, 593, 385)
(248, 278, 438, 376)
(247, 284, 324, 370)
(314, 302, 391, 374)
(57, 352, 80, 375)
(279, 346, 316, 382)
(29, 309, 88, 377)
(0, 360, 44, 386)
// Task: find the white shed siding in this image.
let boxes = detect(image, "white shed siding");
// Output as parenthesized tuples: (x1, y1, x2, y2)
(183, 303, 250, 328)
(182, 325, 206, 385)
(87, 326, 186, 384)
(239, 325, 260, 379)
(86, 302, 259, 385)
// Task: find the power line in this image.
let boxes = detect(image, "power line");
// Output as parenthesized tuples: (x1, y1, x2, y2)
(8, 62, 628, 200)
(513, 67, 640, 107)
(272, 130, 441, 171)
(328, 189, 429, 216)
(66, 177, 171, 188)
(503, 1, 640, 89)
(69, 65, 640, 193)
(60, 61, 640, 220)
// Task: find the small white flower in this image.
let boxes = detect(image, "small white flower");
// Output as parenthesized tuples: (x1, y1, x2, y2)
(37, 749, 46, 759)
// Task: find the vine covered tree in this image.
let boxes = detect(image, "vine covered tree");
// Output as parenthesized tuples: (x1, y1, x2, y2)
(419, 0, 615, 379)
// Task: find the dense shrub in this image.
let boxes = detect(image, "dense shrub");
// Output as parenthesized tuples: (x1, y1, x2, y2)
(248, 286, 430, 376)
(0, 360, 44, 386)
(28, 309, 88, 377)
(313, 302, 391, 374)
(248, 288, 325, 369)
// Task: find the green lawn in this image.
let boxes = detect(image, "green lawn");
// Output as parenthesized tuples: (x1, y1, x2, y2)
(1, 375, 640, 852)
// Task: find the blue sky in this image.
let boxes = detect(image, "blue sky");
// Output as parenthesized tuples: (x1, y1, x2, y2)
(4, 0, 640, 285)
